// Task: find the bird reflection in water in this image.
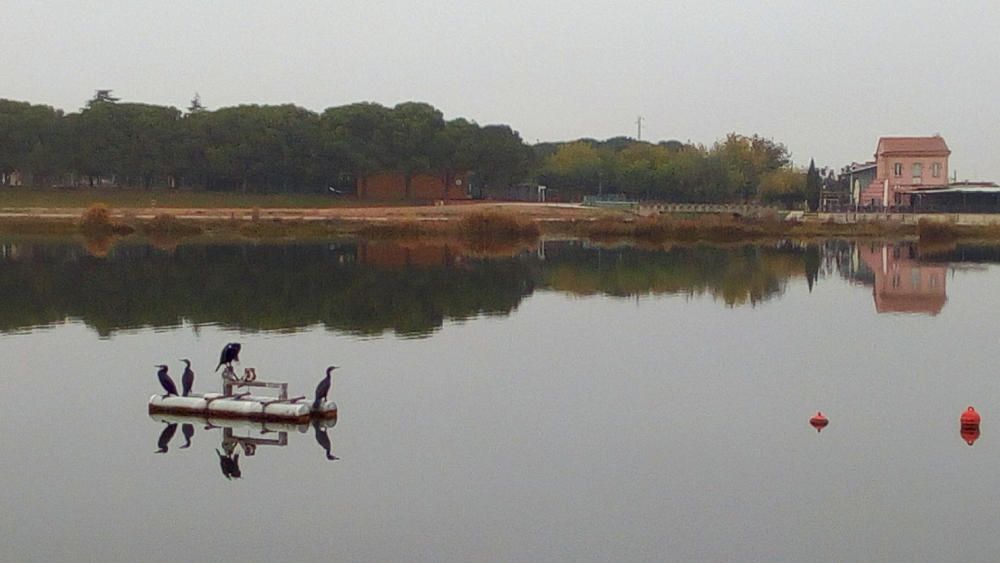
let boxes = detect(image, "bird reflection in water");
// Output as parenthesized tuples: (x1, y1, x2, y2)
(216, 444, 242, 480)
(180, 423, 195, 449)
(150, 412, 339, 479)
(155, 423, 178, 454)
(313, 419, 339, 461)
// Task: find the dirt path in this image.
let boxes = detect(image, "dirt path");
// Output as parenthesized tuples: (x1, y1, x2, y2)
(0, 202, 620, 222)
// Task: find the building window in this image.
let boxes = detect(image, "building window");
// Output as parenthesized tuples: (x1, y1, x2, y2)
(894, 163, 903, 176)
(932, 162, 941, 178)
(912, 163, 922, 178)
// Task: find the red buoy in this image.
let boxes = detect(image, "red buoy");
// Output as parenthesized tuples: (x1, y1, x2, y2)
(961, 406, 981, 428)
(809, 411, 829, 432)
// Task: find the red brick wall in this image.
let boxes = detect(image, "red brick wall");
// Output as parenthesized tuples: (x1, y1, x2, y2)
(359, 172, 470, 201)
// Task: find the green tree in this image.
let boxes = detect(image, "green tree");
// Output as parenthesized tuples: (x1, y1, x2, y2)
(0, 100, 65, 185)
(759, 167, 806, 207)
(539, 141, 603, 192)
(387, 102, 446, 197)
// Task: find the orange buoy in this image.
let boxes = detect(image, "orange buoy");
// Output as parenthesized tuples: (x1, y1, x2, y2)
(809, 411, 829, 432)
(961, 424, 981, 446)
(961, 406, 981, 428)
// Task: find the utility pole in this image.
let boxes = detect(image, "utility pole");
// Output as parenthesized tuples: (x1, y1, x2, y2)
(636, 116, 643, 141)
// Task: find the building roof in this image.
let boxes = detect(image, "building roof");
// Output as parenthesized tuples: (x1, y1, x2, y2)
(848, 161, 877, 173)
(876, 136, 950, 157)
(903, 182, 1000, 194)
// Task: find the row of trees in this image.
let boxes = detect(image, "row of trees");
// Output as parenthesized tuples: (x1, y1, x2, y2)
(536, 134, 817, 204)
(0, 92, 532, 193)
(1, 92, 818, 204)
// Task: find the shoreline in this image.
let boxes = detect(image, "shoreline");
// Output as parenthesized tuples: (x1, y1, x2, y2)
(0, 201, 999, 246)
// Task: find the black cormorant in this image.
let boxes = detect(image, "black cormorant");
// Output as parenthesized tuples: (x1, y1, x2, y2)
(156, 365, 178, 397)
(215, 343, 242, 372)
(312, 419, 339, 461)
(313, 366, 338, 410)
(180, 359, 195, 396)
(155, 423, 178, 453)
(180, 423, 194, 449)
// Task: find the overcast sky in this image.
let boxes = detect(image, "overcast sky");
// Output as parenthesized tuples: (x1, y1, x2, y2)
(4, 1, 999, 177)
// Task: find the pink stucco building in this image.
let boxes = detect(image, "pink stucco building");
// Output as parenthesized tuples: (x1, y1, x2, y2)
(859, 136, 950, 208)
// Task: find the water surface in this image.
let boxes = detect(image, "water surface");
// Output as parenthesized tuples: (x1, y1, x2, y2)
(2, 238, 1000, 562)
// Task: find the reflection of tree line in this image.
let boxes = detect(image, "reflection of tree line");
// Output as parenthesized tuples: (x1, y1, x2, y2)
(541, 242, 821, 306)
(0, 242, 534, 336)
(0, 240, 826, 335)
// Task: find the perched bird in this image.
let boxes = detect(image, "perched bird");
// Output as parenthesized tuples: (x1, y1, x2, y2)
(180, 359, 195, 396)
(180, 423, 195, 449)
(156, 365, 178, 397)
(215, 343, 242, 372)
(313, 366, 338, 410)
(216, 449, 242, 480)
(312, 419, 339, 461)
(155, 423, 178, 454)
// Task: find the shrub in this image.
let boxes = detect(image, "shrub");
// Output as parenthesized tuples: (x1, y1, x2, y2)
(79, 203, 134, 236)
(79, 203, 114, 235)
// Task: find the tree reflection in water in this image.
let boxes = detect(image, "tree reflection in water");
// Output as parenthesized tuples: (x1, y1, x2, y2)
(0, 238, 984, 336)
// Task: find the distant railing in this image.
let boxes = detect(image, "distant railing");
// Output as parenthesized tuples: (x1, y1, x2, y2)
(582, 194, 639, 211)
(640, 203, 780, 217)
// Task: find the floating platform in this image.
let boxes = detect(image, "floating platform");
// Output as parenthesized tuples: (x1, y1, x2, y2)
(148, 393, 337, 423)
(148, 369, 337, 423)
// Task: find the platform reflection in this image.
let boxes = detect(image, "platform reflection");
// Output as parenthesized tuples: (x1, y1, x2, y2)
(149, 413, 339, 479)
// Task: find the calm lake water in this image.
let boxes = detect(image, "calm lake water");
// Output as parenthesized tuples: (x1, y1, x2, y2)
(3, 237, 1000, 562)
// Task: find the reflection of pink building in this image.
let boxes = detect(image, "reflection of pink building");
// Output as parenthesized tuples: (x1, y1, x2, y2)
(857, 244, 947, 315)
(859, 136, 950, 208)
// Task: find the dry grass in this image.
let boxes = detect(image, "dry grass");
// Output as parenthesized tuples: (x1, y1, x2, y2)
(355, 220, 443, 239)
(0, 218, 78, 235)
(357, 212, 540, 245)
(916, 219, 1000, 243)
(139, 213, 204, 237)
(916, 219, 959, 242)
(568, 214, 770, 243)
(457, 211, 540, 241)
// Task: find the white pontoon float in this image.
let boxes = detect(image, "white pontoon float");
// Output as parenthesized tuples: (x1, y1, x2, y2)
(148, 368, 337, 424)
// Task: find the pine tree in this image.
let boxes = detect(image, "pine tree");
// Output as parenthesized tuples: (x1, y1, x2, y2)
(805, 159, 821, 211)
(188, 93, 206, 114)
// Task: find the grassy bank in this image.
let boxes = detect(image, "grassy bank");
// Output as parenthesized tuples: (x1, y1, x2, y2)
(7, 200, 1000, 248)
(547, 214, 915, 242)
(0, 186, 389, 209)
